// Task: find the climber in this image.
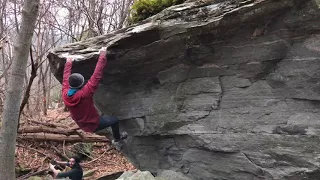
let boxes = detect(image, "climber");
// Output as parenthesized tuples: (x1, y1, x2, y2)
(49, 156, 83, 180)
(62, 47, 127, 145)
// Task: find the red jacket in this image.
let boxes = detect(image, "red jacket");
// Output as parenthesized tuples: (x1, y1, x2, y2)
(62, 52, 107, 132)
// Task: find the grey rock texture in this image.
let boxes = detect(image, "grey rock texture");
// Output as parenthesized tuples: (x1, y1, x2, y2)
(117, 171, 155, 180)
(115, 170, 191, 180)
(157, 170, 192, 180)
(48, 0, 320, 179)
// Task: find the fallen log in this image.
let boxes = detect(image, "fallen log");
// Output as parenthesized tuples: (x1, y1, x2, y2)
(27, 119, 70, 129)
(18, 134, 109, 142)
(18, 126, 78, 136)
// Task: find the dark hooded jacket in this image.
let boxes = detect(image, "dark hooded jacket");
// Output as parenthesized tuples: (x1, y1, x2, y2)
(56, 163, 83, 180)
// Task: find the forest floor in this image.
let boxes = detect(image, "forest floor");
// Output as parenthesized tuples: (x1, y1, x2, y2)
(16, 107, 136, 179)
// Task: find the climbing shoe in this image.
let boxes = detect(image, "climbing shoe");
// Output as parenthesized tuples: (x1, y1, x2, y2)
(113, 131, 128, 142)
(111, 132, 128, 151)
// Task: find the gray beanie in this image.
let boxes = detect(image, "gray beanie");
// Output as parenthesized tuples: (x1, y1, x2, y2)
(68, 73, 84, 88)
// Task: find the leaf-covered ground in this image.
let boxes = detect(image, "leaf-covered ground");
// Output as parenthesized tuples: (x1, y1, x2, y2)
(16, 108, 136, 179)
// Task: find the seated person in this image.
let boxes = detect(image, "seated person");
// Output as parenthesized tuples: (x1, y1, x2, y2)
(49, 156, 83, 180)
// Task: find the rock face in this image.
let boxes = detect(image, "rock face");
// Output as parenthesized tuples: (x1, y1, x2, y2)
(117, 171, 155, 180)
(48, 0, 320, 179)
(115, 170, 192, 180)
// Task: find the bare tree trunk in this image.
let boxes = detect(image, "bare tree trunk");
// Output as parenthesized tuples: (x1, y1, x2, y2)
(13, 0, 20, 33)
(0, 0, 8, 36)
(0, 0, 9, 84)
(88, 0, 96, 38)
(118, 0, 127, 29)
(96, 1, 104, 35)
(47, 67, 52, 109)
(19, 47, 37, 116)
(0, 0, 39, 179)
(35, 62, 41, 113)
(0, 0, 8, 85)
(41, 62, 49, 116)
(68, 0, 74, 42)
(0, 49, 8, 83)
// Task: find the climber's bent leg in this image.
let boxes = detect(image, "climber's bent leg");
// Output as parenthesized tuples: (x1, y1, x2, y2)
(94, 116, 127, 141)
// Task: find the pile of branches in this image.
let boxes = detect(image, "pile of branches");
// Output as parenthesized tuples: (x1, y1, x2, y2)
(14, 109, 135, 179)
(18, 118, 109, 143)
(15, 140, 121, 180)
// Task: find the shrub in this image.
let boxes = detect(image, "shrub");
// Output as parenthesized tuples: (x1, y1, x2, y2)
(130, 0, 185, 24)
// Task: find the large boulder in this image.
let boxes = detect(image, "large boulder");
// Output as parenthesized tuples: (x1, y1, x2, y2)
(117, 170, 155, 180)
(48, 0, 320, 179)
(156, 170, 192, 180)
(115, 170, 192, 180)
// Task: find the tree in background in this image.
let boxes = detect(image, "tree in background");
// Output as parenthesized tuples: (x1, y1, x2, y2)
(0, 0, 134, 129)
(0, 0, 39, 179)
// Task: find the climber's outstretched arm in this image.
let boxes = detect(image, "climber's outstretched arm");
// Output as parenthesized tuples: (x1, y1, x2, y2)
(81, 47, 107, 96)
(62, 57, 73, 93)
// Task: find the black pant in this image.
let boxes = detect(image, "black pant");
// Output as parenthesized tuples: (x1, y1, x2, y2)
(94, 116, 120, 140)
